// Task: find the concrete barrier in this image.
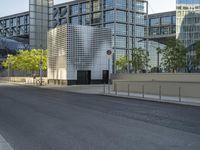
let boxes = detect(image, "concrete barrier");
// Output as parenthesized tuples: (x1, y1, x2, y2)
(112, 73, 200, 99)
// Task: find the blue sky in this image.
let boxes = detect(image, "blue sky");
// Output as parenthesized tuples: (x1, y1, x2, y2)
(0, 0, 176, 17)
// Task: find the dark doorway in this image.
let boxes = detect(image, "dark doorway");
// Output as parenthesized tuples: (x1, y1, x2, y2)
(77, 70, 91, 85)
(102, 70, 109, 84)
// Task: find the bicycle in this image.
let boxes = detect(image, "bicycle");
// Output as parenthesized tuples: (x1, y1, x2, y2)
(36, 79, 46, 86)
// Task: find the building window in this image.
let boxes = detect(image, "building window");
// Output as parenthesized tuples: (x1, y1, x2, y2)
(70, 16, 79, 25)
(93, 0, 101, 12)
(116, 11, 126, 22)
(92, 12, 101, 24)
(105, 10, 114, 22)
(104, 0, 114, 9)
(161, 16, 171, 25)
(20, 16, 24, 25)
(150, 18, 160, 26)
(150, 27, 160, 36)
(81, 2, 90, 13)
(172, 16, 176, 25)
(59, 7, 67, 17)
(115, 0, 126, 10)
(116, 23, 126, 35)
(116, 36, 126, 48)
(81, 15, 90, 25)
(70, 5, 79, 16)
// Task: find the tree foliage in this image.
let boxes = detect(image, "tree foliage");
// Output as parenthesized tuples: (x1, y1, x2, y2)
(161, 39, 187, 72)
(115, 55, 128, 72)
(115, 48, 150, 73)
(191, 41, 200, 68)
(130, 48, 150, 73)
(2, 49, 47, 73)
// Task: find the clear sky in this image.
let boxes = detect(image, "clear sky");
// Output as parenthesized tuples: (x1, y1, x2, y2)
(0, 0, 176, 17)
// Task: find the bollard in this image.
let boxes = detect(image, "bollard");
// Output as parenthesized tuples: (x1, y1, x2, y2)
(159, 85, 162, 100)
(179, 87, 181, 102)
(142, 85, 144, 98)
(128, 84, 130, 96)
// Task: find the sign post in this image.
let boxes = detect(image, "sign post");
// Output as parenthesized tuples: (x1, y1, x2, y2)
(106, 50, 112, 94)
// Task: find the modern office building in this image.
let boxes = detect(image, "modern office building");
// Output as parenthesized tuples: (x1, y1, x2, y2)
(48, 24, 112, 85)
(176, 0, 200, 71)
(0, 0, 148, 73)
(148, 11, 176, 43)
(176, 0, 200, 48)
(146, 11, 176, 69)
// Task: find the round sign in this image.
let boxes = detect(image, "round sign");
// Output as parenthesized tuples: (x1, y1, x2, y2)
(106, 50, 112, 55)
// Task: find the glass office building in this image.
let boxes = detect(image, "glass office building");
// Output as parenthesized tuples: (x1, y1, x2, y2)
(147, 11, 176, 70)
(51, 0, 148, 72)
(0, 0, 148, 73)
(176, 0, 200, 48)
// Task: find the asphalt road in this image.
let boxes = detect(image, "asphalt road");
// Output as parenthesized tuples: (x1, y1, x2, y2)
(0, 82, 200, 150)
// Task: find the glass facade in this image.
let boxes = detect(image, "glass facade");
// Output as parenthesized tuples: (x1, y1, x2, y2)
(29, 0, 53, 49)
(176, 0, 200, 48)
(148, 11, 176, 37)
(0, 0, 148, 72)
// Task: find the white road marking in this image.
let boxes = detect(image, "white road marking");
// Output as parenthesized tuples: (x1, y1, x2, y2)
(0, 134, 14, 150)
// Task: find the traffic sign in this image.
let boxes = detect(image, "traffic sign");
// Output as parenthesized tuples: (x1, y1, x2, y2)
(106, 50, 112, 55)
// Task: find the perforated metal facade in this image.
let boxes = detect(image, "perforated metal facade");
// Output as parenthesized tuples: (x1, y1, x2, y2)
(48, 24, 112, 83)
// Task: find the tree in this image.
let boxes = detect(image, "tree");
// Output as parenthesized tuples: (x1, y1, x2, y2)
(115, 55, 128, 72)
(2, 49, 47, 75)
(130, 47, 150, 73)
(191, 41, 200, 70)
(161, 39, 187, 73)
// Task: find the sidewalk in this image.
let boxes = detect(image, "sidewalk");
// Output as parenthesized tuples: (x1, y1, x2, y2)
(6, 81, 200, 107)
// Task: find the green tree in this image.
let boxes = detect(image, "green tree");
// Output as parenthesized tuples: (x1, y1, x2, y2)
(191, 41, 200, 69)
(161, 39, 187, 73)
(115, 55, 128, 72)
(2, 49, 47, 75)
(130, 48, 150, 73)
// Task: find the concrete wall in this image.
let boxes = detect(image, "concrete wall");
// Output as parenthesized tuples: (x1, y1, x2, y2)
(112, 73, 200, 99)
(112, 73, 200, 82)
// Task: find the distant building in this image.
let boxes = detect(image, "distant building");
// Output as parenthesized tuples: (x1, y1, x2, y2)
(146, 11, 176, 70)
(47, 25, 112, 85)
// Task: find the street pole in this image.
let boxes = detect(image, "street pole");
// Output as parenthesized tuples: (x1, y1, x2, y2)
(157, 51, 160, 73)
(39, 49, 43, 86)
(108, 57, 110, 93)
(8, 63, 10, 82)
(106, 50, 112, 94)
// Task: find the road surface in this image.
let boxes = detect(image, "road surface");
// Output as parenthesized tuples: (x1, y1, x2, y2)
(0, 82, 200, 150)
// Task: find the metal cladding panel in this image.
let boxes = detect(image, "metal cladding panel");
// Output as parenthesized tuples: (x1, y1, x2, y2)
(47, 25, 67, 80)
(47, 24, 112, 81)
